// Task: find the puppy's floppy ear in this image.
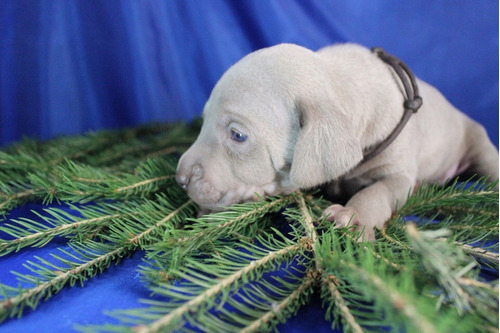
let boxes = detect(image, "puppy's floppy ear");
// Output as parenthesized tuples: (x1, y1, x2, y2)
(290, 99, 363, 188)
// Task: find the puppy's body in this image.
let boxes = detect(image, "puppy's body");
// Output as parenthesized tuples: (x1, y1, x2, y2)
(176, 43, 498, 240)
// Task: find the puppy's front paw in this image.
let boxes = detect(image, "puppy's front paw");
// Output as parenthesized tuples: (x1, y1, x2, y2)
(321, 204, 375, 241)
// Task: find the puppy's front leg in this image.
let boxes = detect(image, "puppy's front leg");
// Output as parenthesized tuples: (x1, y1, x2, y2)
(323, 174, 415, 241)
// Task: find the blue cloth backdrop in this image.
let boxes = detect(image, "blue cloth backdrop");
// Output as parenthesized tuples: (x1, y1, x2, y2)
(0, 1, 498, 146)
(0, 1, 498, 332)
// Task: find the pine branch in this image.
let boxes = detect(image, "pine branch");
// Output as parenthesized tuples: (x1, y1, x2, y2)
(0, 194, 192, 256)
(407, 224, 499, 326)
(0, 122, 199, 214)
(0, 188, 35, 216)
(238, 269, 317, 333)
(398, 178, 498, 219)
(0, 122, 190, 172)
(380, 179, 498, 261)
(88, 124, 196, 167)
(0, 203, 122, 256)
(420, 214, 498, 250)
(0, 241, 134, 322)
(316, 228, 480, 332)
(146, 194, 297, 273)
(90, 232, 311, 333)
(295, 192, 318, 245)
(457, 242, 499, 267)
(321, 274, 364, 333)
(341, 259, 438, 332)
(52, 157, 179, 203)
(143, 244, 301, 332)
(0, 196, 193, 321)
(382, 213, 499, 268)
(0, 156, 181, 215)
(126, 199, 193, 246)
(379, 221, 411, 249)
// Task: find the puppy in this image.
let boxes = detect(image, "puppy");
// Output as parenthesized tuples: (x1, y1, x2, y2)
(176, 43, 499, 240)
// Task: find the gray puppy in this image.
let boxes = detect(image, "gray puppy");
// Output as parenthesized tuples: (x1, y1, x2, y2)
(176, 43, 499, 240)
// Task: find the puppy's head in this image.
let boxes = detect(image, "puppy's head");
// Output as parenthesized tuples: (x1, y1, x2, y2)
(176, 44, 363, 213)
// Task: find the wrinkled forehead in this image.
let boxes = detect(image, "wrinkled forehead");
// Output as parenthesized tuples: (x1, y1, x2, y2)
(205, 77, 295, 124)
(203, 89, 294, 137)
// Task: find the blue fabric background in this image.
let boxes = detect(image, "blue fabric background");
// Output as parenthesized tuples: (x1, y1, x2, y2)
(0, 1, 498, 332)
(0, 0, 498, 147)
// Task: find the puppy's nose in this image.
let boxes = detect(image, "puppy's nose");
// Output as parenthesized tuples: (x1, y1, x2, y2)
(176, 163, 203, 191)
(175, 173, 190, 191)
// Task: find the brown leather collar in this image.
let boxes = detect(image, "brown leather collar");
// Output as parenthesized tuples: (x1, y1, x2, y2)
(361, 47, 423, 163)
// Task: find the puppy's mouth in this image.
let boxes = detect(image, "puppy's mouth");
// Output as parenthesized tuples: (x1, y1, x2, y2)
(192, 191, 248, 215)
(189, 180, 295, 216)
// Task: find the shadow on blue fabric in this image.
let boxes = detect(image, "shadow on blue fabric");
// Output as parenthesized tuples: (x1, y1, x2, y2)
(0, 1, 498, 332)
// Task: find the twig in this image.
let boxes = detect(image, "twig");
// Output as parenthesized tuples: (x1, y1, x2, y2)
(240, 269, 316, 333)
(341, 258, 437, 333)
(436, 237, 499, 265)
(115, 175, 174, 193)
(127, 200, 192, 245)
(137, 242, 304, 333)
(0, 213, 122, 253)
(0, 245, 130, 312)
(381, 225, 411, 249)
(296, 191, 321, 271)
(176, 195, 294, 245)
(323, 274, 364, 333)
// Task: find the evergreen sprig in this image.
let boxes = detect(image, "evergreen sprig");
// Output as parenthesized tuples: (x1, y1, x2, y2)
(317, 228, 481, 333)
(0, 122, 498, 332)
(398, 177, 498, 220)
(407, 224, 499, 326)
(147, 194, 297, 271)
(101, 232, 312, 333)
(0, 122, 200, 215)
(0, 192, 194, 321)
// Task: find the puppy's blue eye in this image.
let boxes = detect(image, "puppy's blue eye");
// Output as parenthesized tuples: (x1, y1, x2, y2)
(231, 128, 248, 142)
